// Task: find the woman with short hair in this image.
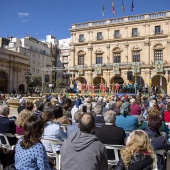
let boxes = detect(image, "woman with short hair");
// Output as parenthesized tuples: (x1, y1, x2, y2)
(15, 115, 52, 170)
(42, 111, 67, 152)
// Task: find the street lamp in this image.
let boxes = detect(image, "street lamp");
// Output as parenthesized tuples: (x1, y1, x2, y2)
(24, 71, 32, 92)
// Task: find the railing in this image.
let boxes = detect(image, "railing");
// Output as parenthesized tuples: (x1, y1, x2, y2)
(74, 11, 169, 29)
(128, 15, 145, 21)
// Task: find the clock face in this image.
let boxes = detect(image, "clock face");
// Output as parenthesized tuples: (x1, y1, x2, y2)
(115, 67, 118, 71)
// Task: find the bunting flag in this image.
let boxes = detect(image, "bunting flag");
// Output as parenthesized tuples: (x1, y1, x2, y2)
(102, 3, 105, 16)
(149, 77, 152, 87)
(122, 0, 124, 13)
(130, 0, 134, 12)
(132, 62, 140, 73)
(76, 65, 83, 75)
(155, 60, 163, 72)
(112, 0, 115, 14)
(95, 64, 102, 74)
(113, 63, 120, 74)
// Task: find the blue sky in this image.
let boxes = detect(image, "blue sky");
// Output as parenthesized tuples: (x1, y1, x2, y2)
(0, 0, 170, 40)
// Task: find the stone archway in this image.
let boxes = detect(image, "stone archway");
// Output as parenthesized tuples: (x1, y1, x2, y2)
(110, 76, 124, 84)
(19, 84, 25, 93)
(152, 75, 167, 93)
(93, 76, 105, 90)
(0, 71, 8, 93)
(75, 77, 87, 90)
(132, 76, 144, 87)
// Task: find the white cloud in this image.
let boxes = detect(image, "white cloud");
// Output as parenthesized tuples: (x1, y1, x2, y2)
(18, 12, 30, 17)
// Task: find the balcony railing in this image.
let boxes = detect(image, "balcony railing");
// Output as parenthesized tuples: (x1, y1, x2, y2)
(73, 11, 169, 29)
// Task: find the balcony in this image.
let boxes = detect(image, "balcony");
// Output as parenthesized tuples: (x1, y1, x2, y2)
(96, 36, 104, 41)
(154, 29, 163, 35)
(78, 38, 85, 42)
(114, 34, 122, 39)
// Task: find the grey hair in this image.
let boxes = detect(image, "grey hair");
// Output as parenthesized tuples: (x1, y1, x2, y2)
(104, 110, 116, 124)
(93, 105, 102, 115)
(130, 98, 136, 104)
(74, 111, 82, 123)
(0, 105, 10, 116)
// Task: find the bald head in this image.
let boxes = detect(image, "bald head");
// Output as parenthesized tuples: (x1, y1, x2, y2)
(79, 113, 95, 133)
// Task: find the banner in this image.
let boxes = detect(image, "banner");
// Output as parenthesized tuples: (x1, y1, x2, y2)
(95, 64, 102, 74)
(76, 65, 83, 75)
(132, 62, 140, 73)
(113, 63, 120, 74)
(155, 60, 163, 72)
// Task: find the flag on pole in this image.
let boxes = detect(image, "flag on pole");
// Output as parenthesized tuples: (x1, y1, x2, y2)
(160, 75, 162, 87)
(122, 0, 124, 13)
(112, 0, 115, 14)
(101, 77, 103, 84)
(130, 0, 134, 12)
(102, 3, 105, 16)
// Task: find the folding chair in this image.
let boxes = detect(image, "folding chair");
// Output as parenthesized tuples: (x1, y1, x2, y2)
(154, 149, 166, 170)
(105, 145, 124, 168)
(0, 133, 16, 150)
(41, 138, 63, 170)
(61, 124, 68, 132)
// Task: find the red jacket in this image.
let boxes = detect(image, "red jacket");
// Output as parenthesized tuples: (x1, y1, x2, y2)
(129, 104, 141, 115)
(163, 110, 170, 122)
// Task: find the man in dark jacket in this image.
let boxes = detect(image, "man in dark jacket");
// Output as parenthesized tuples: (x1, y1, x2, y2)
(61, 113, 108, 170)
(0, 105, 17, 145)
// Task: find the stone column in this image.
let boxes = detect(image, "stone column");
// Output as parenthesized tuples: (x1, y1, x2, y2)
(87, 44, 93, 66)
(70, 46, 75, 67)
(107, 27, 110, 39)
(144, 38, 151, 65)
(124, 41, 129, 64)
(106, 43, 110, 64)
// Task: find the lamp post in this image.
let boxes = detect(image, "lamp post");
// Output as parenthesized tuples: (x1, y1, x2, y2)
(24, 71, 32, 92)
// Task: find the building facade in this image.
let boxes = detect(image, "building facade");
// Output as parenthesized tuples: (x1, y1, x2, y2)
(58, 38, 71, 85)
(69, 10, 170, 94)
(0, 48, 29, 93)
(4, 36, 55, 84)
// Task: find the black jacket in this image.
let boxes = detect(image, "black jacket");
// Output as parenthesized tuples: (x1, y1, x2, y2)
(115, 152, 153, 170)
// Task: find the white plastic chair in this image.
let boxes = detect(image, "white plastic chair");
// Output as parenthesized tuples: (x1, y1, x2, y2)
(61, 124, 68, 132)
(41, 138, 63, 170)
(105, 145, 124, 166)
(0, 133, 16, 150)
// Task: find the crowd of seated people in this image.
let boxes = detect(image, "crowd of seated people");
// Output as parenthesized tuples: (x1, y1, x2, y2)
(0, 92, 170, 169)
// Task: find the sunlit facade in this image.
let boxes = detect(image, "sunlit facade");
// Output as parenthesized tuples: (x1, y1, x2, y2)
(69, 10, 170, 94)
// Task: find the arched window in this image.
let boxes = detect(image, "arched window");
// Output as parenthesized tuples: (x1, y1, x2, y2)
(153, 44, 164, 63)
(131, 45, 142, 62)
(95, 48, 104, 64)
(112, 47, 122, 63)
(77, 50, 86, 65)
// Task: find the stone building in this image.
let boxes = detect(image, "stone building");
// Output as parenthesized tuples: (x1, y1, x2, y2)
(0, 48, 29, 93)
(69, 10, 170, 94)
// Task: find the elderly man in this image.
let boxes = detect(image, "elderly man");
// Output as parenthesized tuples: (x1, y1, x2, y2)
(67, 110, 81, 136)
(95, 110, 126, 161)
(61, 113, 108, 170)
(93, 105, 105, 127)
(0, 105, 17, 145)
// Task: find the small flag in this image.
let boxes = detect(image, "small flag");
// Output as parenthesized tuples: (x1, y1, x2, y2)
(112, 0, 115, 14)
(130, 0, 134, 12)
(101, 77, 103, 84)
(122, 0, 124, 13)
(160, 75, 162, 87)
(102, 3, 105, 16)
